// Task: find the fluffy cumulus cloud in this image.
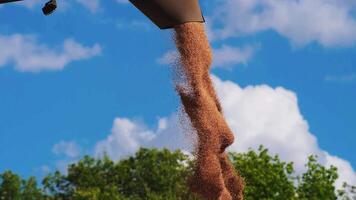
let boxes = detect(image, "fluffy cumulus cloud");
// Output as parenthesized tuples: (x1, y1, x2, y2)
(95, 114, 196, 161)
(95, 118, 155, 160)
(210, 0, 356, 47)
(0, 34, 101, 72)
(211, 75, 356, 187)
(157, 44, 257, 68)
(213, 77, 320, 169)
(95, 75, 355, 188)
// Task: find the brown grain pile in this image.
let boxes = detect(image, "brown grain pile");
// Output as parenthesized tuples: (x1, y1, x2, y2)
(173, 22, 245, 200)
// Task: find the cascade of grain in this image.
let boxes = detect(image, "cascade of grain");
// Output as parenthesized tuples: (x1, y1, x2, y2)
(173, 22, 245, 200)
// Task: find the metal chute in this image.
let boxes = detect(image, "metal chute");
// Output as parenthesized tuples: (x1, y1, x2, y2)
(129, 0, 205, 29)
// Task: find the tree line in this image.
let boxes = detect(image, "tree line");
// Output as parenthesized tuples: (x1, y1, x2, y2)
(0, 146, 355, 200)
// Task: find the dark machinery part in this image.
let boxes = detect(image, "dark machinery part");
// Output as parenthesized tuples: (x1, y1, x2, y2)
(0, 0, 57, 16)
(129, 0, 205, 29)
(2, 0, 204, 21)
(0, 0, 22, 4)
(42, 0, 57, 15)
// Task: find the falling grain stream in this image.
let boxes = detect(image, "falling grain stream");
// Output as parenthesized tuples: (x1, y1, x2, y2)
(173, 22, 245, 200)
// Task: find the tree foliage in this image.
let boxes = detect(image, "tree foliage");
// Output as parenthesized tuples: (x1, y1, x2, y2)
(1, 147, 354, 200)
(229, 146, 296, 200)
(296, 156, 339, 200)
(0, 171, 43, 200)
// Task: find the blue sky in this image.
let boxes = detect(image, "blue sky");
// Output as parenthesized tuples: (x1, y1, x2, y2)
(0, 0, 355, 186)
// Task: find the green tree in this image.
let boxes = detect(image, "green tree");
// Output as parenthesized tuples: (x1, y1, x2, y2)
(296, 156, 338, 200)
(114, 148, 194, 199)
(229, 146, 296, 200)
(1, 147, 354, 200)
(21, 177, 43, 200)
(0, 171, 22, 200)
(43, 148, 198, 200)
(42, 170, 72, 200)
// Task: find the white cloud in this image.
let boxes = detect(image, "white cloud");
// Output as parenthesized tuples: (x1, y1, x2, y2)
(0, 34, 101, 72)
(95, 115, 195, 160)
(211, 75, 355, 188)
(94, 75, 356, 188)
(52, 140, 81, 174)
(95, 118, 156, 161)
(210, 0, 356, 47)
(212, 76, 320, 170)
(40, 140, 82, 174)
(52, 140, 81, 158)
(157, 44, 258, 68)
(213, 44, 258, 68)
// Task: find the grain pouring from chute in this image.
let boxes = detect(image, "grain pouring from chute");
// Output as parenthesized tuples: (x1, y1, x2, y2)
(129, 0, 245, 199)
